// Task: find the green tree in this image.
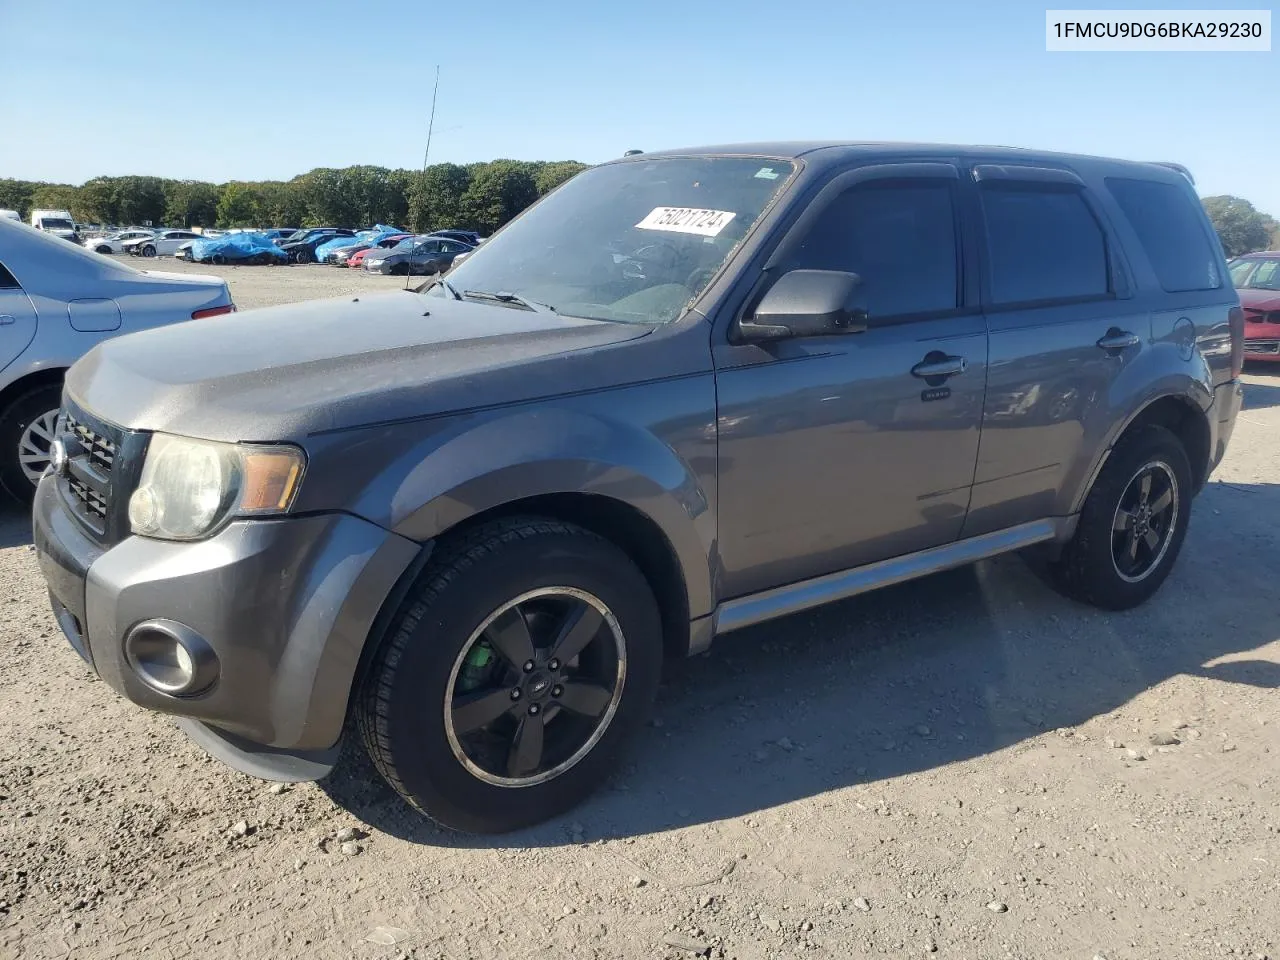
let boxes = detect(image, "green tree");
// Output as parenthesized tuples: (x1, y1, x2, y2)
(459, 160, 539, 234)
(407, 162, 471, 232)
(165, 180, 220, 228)
(216, 182, 264, 226)
(0, 179, 38, 219)
(76, 177, 119, 224)
(259, 180, 309, 227)
(534, 161, 588, 195)
(113, 176, 168, 226)
(1202, 195, 1276, 257)
(30, 185, 81, 217)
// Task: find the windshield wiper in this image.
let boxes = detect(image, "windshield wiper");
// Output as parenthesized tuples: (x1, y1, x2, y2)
(462, 289, 555, 313)
(437, 278, 462, 300)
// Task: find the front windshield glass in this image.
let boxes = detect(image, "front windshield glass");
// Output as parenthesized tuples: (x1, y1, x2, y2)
(434, 156, 797, 323)
(1241, 259, 1280, 290)
(42, 218, 75, 230)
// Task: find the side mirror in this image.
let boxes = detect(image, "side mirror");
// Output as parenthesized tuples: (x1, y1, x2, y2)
(735, 269, 868, 343)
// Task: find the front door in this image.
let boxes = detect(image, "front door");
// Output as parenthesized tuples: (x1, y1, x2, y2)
(714, 163, 989, 599)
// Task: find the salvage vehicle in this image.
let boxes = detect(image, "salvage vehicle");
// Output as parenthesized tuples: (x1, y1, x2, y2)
(34, 142, 1243, 833)
(0, 217, 232, 500)
(88, 229, 156, 255)
(280, 228, 356, 263)
(363, 236, 472, 275)
(1227, 250, 1280, 363)
(122, 229, 204, 258)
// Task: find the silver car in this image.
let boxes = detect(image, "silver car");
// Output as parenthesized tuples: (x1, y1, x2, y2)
(0, 218, 234, 500)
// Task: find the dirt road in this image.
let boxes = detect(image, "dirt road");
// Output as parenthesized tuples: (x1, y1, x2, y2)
(2, 260, 1277, 960)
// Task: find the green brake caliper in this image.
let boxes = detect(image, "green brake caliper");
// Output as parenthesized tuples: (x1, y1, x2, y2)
(457, 641, 496, 693)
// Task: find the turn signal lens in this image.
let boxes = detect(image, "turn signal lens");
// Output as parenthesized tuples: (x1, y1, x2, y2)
(240, 450, 304, 512)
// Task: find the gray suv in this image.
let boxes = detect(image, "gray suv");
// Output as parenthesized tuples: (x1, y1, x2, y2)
(33, 143, 1245, 833)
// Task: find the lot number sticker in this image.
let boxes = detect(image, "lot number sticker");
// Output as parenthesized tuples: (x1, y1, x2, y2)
(636, 207, 737, 237)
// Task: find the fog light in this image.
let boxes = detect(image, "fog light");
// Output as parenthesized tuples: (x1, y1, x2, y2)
(123, 619, 219, 696)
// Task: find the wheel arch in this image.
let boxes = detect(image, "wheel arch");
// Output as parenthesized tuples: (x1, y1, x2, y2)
(0, 366, 67, 417)
(1071, 388, 1213, 516)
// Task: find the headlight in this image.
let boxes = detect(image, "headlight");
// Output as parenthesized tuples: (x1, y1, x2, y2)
(367, 259, 385, 267)
(127, 434, 305, 541)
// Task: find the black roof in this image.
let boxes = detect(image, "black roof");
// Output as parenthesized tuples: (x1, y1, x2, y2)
(618, 141, 1189, 180)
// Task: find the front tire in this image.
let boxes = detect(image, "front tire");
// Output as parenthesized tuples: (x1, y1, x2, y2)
(141, 244, 156, 258)
(0, 384, 63, 503)
(1050, 424, 1192, 610)
(359, 517, 662, 833)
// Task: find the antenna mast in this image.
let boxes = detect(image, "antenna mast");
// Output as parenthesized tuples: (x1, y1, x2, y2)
(408, 65, 441, 291)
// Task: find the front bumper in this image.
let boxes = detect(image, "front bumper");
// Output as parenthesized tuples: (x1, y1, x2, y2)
(33, 476, 420, 778)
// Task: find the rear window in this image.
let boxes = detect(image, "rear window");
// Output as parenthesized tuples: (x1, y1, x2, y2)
(1106, 177, 1222, 292)
(980, 184, 1109, 305)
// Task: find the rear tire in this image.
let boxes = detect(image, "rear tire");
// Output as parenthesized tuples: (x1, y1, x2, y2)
(0, 384, 63, 503)
(1050, 425, 1192, 610)
(358, 517, 662, 833)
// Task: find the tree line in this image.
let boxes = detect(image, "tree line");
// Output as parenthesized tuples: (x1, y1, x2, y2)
(0, 159, 589, 234)
(1, 164, 1276, 257)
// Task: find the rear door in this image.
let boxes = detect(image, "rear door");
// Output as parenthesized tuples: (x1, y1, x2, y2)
(0, 260, 38, 375)
(962, 164, 1148, 536)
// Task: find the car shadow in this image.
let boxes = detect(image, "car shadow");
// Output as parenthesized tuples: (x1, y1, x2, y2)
(319, 477, 1280, 848)
(1242, 370, 1280, 410)
(0, 499, 32, 549)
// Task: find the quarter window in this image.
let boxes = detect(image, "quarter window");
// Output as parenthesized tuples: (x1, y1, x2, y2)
(980, 184, 1109, 305)
(0, 261, 19, 289)
(783, 180, 959, 319)
(1106, 177, 1222, 292)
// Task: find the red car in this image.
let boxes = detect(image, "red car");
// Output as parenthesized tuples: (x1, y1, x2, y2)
(1229, 251, 1280, 363)
(348, 234, 414, 269)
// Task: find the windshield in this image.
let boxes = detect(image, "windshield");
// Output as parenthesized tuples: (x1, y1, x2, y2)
(431, 156, 796, 323)
(1236, 258, 1280, 290)
(41, 218, 75, 230)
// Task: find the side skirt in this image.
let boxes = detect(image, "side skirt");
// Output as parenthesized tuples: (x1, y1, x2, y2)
(712, 519, 1063, 637)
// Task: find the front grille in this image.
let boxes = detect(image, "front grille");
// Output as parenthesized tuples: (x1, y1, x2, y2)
(56, 403, 142, 544)
(1244, 339, 1280, 355)
(65, 412, 116, 472)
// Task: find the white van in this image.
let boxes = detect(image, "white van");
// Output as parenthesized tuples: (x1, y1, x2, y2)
(29, 209, 81, 244)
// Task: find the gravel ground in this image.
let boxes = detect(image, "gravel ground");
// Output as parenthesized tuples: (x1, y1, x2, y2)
(1, 260, 1278, 960)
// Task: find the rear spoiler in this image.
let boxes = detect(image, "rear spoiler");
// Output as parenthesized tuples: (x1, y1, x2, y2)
(1147, 161, 1195, 186)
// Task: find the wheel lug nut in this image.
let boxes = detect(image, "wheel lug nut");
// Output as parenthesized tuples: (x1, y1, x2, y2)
(548, 659, 560, 671)
(529, 704, 540, 715)
(510, 688, 521, 700)
(551, 685, 563, 697)
(523, 660, 535, 673)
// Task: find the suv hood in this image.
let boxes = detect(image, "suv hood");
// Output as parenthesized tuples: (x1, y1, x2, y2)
(66, 291, 652, 440)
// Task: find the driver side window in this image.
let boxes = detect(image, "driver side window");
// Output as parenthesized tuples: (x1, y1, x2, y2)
(782, 180, 960, 320)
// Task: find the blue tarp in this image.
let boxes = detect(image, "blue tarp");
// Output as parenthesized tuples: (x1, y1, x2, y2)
(190, 231, 289, 264)
(313, 223, 404, 262)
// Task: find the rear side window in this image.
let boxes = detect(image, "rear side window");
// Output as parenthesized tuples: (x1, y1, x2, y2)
(0, 261, 19, 289)
(979, 184, 1109, 305)
(1106, 177, 1222, 292)
(784, 180, 959, 319)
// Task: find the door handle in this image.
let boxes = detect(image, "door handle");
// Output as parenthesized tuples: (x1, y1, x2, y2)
(911, 354, 967, 379)
(0, 315, 14, 326)
(1096, 328, 1141, 352)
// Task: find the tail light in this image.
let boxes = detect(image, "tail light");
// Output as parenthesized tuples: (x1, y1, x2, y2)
(1228, 306, 1245, 378)
(192, 304, 236, 320)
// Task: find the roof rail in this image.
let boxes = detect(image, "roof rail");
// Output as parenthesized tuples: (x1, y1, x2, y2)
(1148, 161, 1195, 185)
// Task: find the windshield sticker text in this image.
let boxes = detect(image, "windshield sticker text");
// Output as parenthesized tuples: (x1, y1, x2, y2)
(636, 207, 737, 237)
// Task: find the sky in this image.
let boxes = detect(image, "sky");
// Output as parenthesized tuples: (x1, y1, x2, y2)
(1, 0, 1276, 212)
